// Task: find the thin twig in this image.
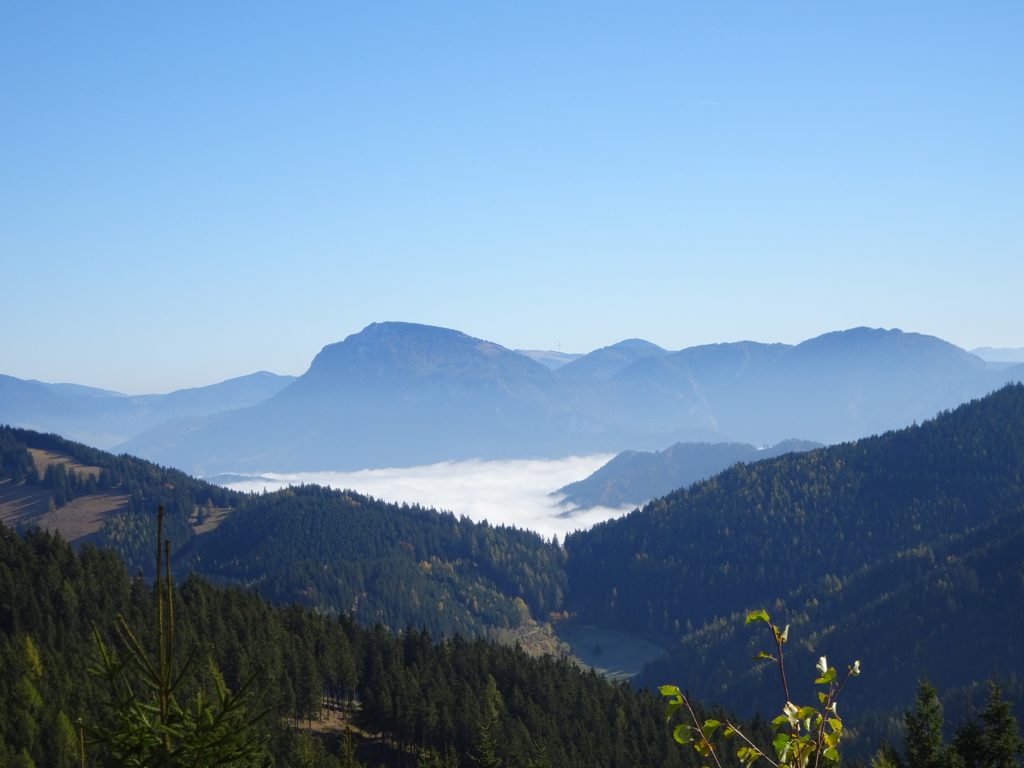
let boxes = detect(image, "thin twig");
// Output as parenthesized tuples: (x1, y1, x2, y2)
(725, 719, 780, 768)
(681, 693, 725, 768)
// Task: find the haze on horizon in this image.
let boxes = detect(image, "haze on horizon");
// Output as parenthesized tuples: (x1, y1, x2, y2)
(4, 3, 1023, 394)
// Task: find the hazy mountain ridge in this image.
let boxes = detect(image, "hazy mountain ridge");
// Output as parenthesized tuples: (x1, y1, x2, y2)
(0, 371, 295, 449)
(5, 322, 1022, 474)
(557, 438, 822, 509)
(120, 324, 1023, 473)
(515, 349, 584, 369)
(972, 346, 1024, 363)
(556, 338, 668, 380)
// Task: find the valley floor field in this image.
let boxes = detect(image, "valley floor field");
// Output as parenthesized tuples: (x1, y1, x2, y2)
(555, 623, 668, 681)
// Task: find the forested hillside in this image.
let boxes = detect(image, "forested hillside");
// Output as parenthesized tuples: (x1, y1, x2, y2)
(0, 426, 566, 639)
(4, 387, 1024, 759)
(557, 438, 821, 509)
(182, 484, 567, 639)
(0, 524, 727, 767)
(565, 384, 1024, 717)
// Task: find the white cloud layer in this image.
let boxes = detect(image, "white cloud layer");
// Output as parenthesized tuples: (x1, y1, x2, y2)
(218, 455, 635, 540)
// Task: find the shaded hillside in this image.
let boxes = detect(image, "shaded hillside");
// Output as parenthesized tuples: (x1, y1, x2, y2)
(181, 484, 568, 639)
(0, 425, 567, 640)
(119, 323, 1023, 474)
(557, 439, 821, 509)
(564, 384, 1024, 717)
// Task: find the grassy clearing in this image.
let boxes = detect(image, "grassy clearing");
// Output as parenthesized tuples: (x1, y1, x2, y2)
(190, 505, 233, 534)
(0, 477, 129, 543)
(36, 492, 130, 542)
(28, 448, 103, 481)
(0, 479, 51, 525)
(554, 622, 668, 682)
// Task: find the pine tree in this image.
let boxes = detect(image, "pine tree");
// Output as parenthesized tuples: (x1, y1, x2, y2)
(954, 717, 985, 768)
(906, 680, 947, 768)
(471, 715, 503, 768)
(980, 681, 1024, 768)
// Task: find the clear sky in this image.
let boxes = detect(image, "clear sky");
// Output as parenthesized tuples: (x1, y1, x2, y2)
(3, 2, 1022, 393)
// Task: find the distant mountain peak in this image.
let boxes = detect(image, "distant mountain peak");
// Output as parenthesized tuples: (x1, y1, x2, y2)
(558, 337, 668, 380)
(608, 338, 666, 352)
(304, 322, 546, 381)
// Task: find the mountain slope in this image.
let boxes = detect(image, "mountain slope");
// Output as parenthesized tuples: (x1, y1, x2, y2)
(515, 349, 584, 368)
(0, 371, 294, 448)
(557, 338, 668, 380)
(0, 424, 566, 639)
(0, 524, 706, 768)
(608, 328, 1002, 445)
(564, 383, 1024, 717)
(121, 324, 1023, 474)
(121, 322, 616, 472)
(557, 439, 821, 509)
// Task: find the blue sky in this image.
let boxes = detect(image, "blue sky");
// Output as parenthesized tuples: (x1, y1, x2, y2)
(3, 2, 1022, 393)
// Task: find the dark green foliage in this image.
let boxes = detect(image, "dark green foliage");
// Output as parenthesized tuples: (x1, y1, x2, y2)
(979, 682, 1024, 768)
(905, 681, 947, 768)
(187, 484, 568, 638)
(1, 426, 234, 574)
(879, 679, 1024, 768)
(85, 507, 267, 766)
(0, 429, 36, 483)
(0, 521, 723, 767)
(0, 425, 567, 639)
(565, 385, 1024, 721)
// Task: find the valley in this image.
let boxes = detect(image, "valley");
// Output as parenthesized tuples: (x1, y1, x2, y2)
(3, 381, 1024, 765)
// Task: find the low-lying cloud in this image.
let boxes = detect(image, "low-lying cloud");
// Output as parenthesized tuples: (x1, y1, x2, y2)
(216, 455, 635, 540)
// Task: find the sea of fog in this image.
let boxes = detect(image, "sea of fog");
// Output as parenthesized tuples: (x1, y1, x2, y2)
(214, 455, 635, 540)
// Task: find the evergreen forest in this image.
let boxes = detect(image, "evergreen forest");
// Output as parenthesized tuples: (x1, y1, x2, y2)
(2, 385, 1024, 764)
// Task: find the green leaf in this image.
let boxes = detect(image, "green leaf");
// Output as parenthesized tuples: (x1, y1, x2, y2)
(827, 718, 842, 733)
(660, 685, 682, 698)
(745, 609, 771, 626)
(823, 748, 840, 761)
(674, 724, 693, 745)
(702, 720, 722, 740)
(815, 668, 837, 685)
(773, 733, 792, 762)
(771, 715, 790, 729)
(754, 651, 777, 663)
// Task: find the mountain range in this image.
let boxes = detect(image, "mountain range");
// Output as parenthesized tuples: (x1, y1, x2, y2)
(3, 384, 1023, 751)
(3, 322, 1022, 474)
(0, 370, 294, 449)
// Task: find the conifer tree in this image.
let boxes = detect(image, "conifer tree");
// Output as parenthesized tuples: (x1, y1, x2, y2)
(906, 680, 948, 768)
(980, 682, 1024, 768)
